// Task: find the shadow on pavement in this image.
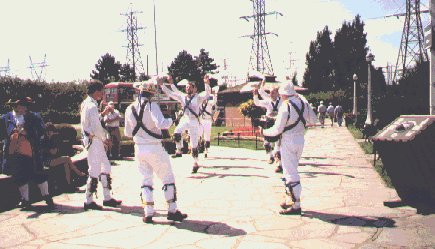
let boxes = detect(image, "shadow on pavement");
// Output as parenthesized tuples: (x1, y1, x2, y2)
(206, 156, 266, 162)
(303, 210, 396, 228)
(188, 172, 268, 179)
(201, 165, 263, 170)
(299, 171, 355, 178)
(384, 200, 435, 215)
(299, 162, 343, 167)
(171, 219, 247, 236)
(26, 203, 87, 219)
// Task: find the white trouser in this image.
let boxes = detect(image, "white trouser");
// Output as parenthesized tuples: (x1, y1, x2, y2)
(87, 139, 112, 177)
(200, 118, 212, 142)
(281, 133, 304, 208)
(175, 116, 200, 162)
(264, 140, 280, 158)
(136, 144, 177, 217)
(85, 139, 112, 204)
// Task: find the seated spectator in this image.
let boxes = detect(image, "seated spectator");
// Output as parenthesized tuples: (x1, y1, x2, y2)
(43, 123, 86, 191)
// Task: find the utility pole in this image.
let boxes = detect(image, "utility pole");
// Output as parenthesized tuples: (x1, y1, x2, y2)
(0, 59, 10, 77)
(28, 54, 48, 82)
(121, 4, 145, 81)
(240, 0, 282, 76)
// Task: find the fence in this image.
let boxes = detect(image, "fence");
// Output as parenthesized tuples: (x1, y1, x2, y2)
(216, 132, 263, 150)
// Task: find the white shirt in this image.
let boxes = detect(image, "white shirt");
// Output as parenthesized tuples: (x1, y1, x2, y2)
(263, 95, 318, 137)
(80, 96, 107, 141)
(327, 105, 335, 114)
(253, 88, 282, 117)
(104, 109, 122, 128)
(200, 94, 218, 120)
(124, 98, 172, 145)
(161, 83, 211, 119)
(12, 110, 25, 127)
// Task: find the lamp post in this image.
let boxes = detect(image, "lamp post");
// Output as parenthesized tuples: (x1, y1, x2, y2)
(365, 53, 375, 126)
(352, 73, 358, 123)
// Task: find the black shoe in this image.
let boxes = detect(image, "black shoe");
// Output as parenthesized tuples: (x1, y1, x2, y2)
(17, 199, 32, 210)
(143, 216, 153, 224)
(204, 153, 208, 158)
(84, 202, 103, 211)
(103, 198, 122, 207)
(275, 165, 283, 173)
(43, 196, 55, 210)
(172, 153, 182, 158)
(192, 166, 199, 174)
(268, 157, 275, 164)
(167, 210, 187, 222)
(279, 207, 302, 215)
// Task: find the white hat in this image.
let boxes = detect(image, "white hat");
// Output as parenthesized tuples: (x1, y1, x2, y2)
(133, 80, 157, 93)
(320, 100, 324, 104)
(108, 101, 115, 106)
(177, 79, 189, 86)
(278, 82, 297, 96)
(212, 86, 220, 93)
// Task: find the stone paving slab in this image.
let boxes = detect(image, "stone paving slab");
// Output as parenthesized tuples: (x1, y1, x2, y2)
(1, 126, 434, 248)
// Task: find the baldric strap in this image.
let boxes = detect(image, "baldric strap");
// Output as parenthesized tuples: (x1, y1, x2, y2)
(271, 97, 280, 112)
(131, 101, 163, 139)
(282, 99, 306, 133)
(183, 95, 199, 119)
(201, 100, 213, 117)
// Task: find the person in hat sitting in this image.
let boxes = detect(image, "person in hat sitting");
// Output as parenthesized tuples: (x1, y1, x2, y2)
(42, 122, 86, 191)
(0, 97, 55, 210)
(103, 101, 122, 159)
(80, 80, 122, 211)
(124, 79, 187, 223)
(263, 82, 318, 215)
(253, 80, 283, 172)
(158, 75, 211, 174)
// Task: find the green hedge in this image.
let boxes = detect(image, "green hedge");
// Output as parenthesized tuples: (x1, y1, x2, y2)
(0, 76, 86, 123)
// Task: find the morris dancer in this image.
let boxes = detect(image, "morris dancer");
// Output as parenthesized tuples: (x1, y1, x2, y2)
(81, 80, 122, 210)
(253, 82, 283, 172)
(159, 75, 211, 174)
(124, 80, 187, 223)
(199, 85, 219, 158)
(263, 81, 318, 215)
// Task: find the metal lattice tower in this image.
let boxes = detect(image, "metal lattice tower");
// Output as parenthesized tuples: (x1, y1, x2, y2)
(28, 54, 48, 81)
(393, 0, 428, 83)
(0, 59, 10, 77)
(121, 5, 145, 80)
(240, 0, 282, 76)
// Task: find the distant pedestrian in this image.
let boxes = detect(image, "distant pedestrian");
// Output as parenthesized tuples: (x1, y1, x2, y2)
(317, 101, 326, 128)
(326, 102, 335, 127)
(104, 101, 122, 159)
(334, 105, 344, 127)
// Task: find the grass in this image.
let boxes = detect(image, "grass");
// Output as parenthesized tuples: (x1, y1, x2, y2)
(347, 124, 393, 188)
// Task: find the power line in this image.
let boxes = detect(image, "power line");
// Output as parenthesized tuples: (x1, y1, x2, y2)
(240, 0, 282, 76)
(28, 54, 48, 81)
(121, 4, 146, 80)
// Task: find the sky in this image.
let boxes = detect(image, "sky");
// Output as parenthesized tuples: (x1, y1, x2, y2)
(0, 0, 430, 83)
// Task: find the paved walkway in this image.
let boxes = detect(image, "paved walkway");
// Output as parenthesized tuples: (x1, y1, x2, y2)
(1, 126, 434, 248)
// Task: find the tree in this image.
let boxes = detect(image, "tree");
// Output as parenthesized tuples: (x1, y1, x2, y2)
(333, 15, 369, 91)
(168, 50, 201, 83)
(119, 63, 135, 82)
(302, 26, 335, 92)
(90, 53, 121, 84)
(291, 71, 299, 85)
(195, 49, 218, 76)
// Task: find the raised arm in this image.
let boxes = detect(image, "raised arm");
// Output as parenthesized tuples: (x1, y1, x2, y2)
(159, 76, 184, 103)
(197, 75, 211, 102)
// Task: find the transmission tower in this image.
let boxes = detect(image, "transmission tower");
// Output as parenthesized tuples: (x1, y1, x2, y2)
(240, 0, 282, 76)
(121, 5, 146, 80)
(393, 0, 428, 83)
(0, 59, 10, 77)
(28, 54, 48, 81)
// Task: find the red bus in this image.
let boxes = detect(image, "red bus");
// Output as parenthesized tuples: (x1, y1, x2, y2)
(102, 82, 179, 120)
